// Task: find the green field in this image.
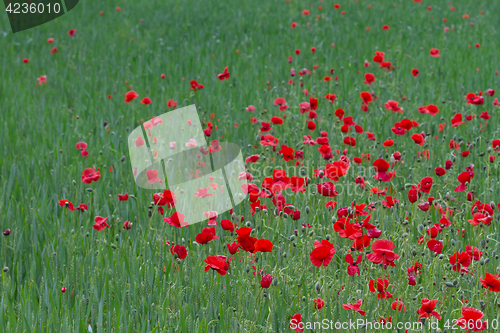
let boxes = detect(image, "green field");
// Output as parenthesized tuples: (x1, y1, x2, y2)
(1, 0, 500, 332)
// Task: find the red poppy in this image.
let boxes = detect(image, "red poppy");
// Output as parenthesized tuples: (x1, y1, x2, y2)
(190, 80, 204, 91)
(342, 299, 366, 316)
(480, 272, 500, 292)
(310, 239, 335, 267)
(418, 176, 433, 193)
(153, 190, 177, 207)
(324, 93, 337, 103)
(316, 182, 339, 197)
(366, 239, 399, 266)
(196, 227, 220, 244)
(146, 169, 163, 184)
(217, 66, 230, 80)
(123, 221, 131, 229)
(313, 298, 325, 310)
(124, 90, 139, 103)
(449, 251, 471, 273)
(427, 240, 443, 254)
(429, 48, 440, 57)
(170, 244, 187, 259)
(204, 255, 229, 275)
(140, 97, 152, 104)
(260, 274, 273, 288)
(364, 73, 375, 85)
(372, 158, 391, 182)
(411, 133, 425, 146)
(345, 254, 362, 276)
(411, 68, 419, 77)
(417, 299, 441, 320)
(289, 313, 304, 332)
(236, 227, 258, 252)
(451, 113, 465, 127)
(369, 278, 393, 299)
(93, 216, 109, 231)
(226, 241, 239, 255)
(455, 307, 487, 331)
(118, 193, 129, 201)
(360, 91, 373, 104)
(163, 212, 189, 227)
(391, 299, 406, 311)
(81, 167, 101, 184)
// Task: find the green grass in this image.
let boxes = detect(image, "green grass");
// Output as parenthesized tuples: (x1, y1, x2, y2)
(1, 0, 500, 332)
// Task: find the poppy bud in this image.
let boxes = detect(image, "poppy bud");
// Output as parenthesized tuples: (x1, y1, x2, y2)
(445, 282, 455, 288)
(245, 221, 252, 228)
(480, 239, 486, 249)
(121, 155, 126, 162)
(305, 206, 310, 214)
(61, 287, 67, 293)
(3, 267, 8, 273)
(73, 180, 77, 186)
(315, 281, 321, 291)
(451, 239, 456, 246)
(418, 224, 424, 233)
(302, 296, 307, 301)
(86, 188, 93, 193)
(3, 229, 11, 236)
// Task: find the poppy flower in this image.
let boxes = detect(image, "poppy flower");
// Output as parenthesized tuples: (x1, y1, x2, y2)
(411, 133, 425, 146)
(411, 68, 419, 77)
(153, 190, 177, 208)
(260, 274, 273, 288)
(190, 80, 204, 91)
(342, 299, 366, 316)
(204, 255, 229, 275)
(68, 29, 76, 37)
(372, 158, 391, 182)
(170, 244, 187, 259)
(449, 251, 471, 273)
(455, 171, 474, 192)
(50, 47, 58, 54)
(253, 239, 273, 253)
(450, 113, 465, 127)
(364, 73, 375, 85)
(217, 66, 230, 80)
(310, 239, 335, 267)
(324, 93, 337, 103)
(418, 176, 433, 193)
(226, 241, 239, 255)
(369, 279, 393, 299)
(360, 91, 373, 104)
(479, 272, 500, 292)
(124, 90, 139, 103)
(419, 104, 439, 116)
(417, 299, 441, 320)
(271, 116, 283, 125)
(429, 48, 440, 57)
(391, 299, 406, 311)
(236, 227, 258, 252)
(455, 307, 487, 331)
(343, 254, 362, 276)
(366, 239, 399, 266)
(220, 219, 235, 233)
(93, 216, 109, 231)
(146, 169, 163, 184)
(466, 93, 484, 105)
(118, 193, 129, 201)
(316, 182, 339, 197)
(140, 97, 152, 104)
(385, 100, 403, 113)
(307, 121, 316, 131)
(289, 313, 304, 332)
(163, 212, 189, 227)
(81, 167, 101, 184)
(123, 221, 131, 229)
(312, 298, 325, 310)
(427, 240, 443, 254)
(196, 227, 220, 244)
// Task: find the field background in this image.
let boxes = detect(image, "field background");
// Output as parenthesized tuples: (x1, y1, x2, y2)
(1, 0, 500, 332)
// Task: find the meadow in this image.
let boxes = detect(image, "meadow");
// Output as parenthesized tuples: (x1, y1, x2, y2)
(1, 0, 500, 332)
